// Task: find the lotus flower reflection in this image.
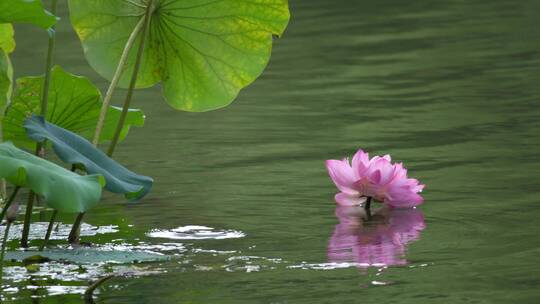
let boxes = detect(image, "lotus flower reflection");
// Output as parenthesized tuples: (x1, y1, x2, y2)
(328, 205, 426, 267)
(326, 149, 425, 208)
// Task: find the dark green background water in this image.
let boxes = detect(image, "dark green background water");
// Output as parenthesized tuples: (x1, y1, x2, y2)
(5, 0, 540, 303)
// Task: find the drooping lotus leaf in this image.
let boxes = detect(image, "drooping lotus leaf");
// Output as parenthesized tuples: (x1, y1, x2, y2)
(4, 248, 168, 264)
(68, 0, 290, 111)
(0, 141, 105, 213)
(2, 66, 145, 148)
(0, 0, 58, 29)
(24, 115, 153, 201)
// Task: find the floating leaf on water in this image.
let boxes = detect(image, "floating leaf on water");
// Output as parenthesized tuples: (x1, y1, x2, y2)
(24, 264, 41, 273)
(2, 257, 168, 297)
(4, 248, 169, 264)
(22, 255, 51, 265)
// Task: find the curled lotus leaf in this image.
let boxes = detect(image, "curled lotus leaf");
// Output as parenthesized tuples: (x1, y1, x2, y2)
(24, 115, 153, 201)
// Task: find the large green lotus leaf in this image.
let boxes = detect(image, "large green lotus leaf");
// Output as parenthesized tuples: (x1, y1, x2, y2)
(2, 65, 144, 149)
(4, 248, 168, 264)
(0, 141, 105, 213)
(24, 115, 153, 201)
(68, 0, 290, 112)
(0, 23, 15, 53)
(0, 0, 57, 29)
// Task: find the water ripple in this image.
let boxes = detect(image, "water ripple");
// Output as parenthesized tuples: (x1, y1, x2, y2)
(146, 225, 246, 240)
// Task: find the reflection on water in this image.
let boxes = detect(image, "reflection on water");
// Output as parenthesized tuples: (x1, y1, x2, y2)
(328, 206, 425, 268)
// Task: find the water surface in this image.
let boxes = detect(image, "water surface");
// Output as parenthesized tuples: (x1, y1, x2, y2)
(5, 0, 540, 303)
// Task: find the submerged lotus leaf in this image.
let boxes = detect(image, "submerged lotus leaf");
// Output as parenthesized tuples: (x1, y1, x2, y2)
(2, 66, 145, 149)
(68, 0, 290, 111)
(0, 141, 105, 213)
(4, 248, 168, 264)
(24, 115, 153, 201)
(0, 0, 58, 29)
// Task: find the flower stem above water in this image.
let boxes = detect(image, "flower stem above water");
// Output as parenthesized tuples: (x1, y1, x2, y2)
(364, 197, 372, 220)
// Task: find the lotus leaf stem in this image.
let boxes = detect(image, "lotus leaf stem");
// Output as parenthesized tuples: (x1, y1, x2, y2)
(107, 0, 155, 157)
(21, 0, 59, 248)
(0, 180, 6, 202)
(68, 212, 84, 244)
(84, 275, 115, 302)
(0, 195, 17, 284)
(39, 0, 58, 118)
(67, 165, 84, 244)
(92, 17, 146, 146)
(0, 221, 12, 283)
(0, 186, 20, 222)
(20, 192, 35, 248)
(73, 0, 155, 243)
(39, 210, 58, 251)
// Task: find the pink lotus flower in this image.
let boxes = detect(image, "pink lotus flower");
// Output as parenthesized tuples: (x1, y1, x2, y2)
(326, 149, 424, 208)
(328, 205, 426, 268)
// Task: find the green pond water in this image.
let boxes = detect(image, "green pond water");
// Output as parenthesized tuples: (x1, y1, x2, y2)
(3, 0, 540, 303)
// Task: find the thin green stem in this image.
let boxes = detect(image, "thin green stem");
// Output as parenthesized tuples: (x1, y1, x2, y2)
(0, 221, 12, 283)
(34, 0, 58, 156)
(40, 0, 58, 117)
(0, 94, 4, 200)
(0, 180, 6, 202)
(21, 0, 59, 248)
(107, 0, 154, 157)
(66, 165, 84, 244)
(84, 275, 115, 302)
(39, 210, 57, 251)
(0, 186, 20, 222)
(0, 114, 4, 201)
(20, 191, 35, 248)
(68, 212, 84, 244)
(92, 17, 146, 146)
